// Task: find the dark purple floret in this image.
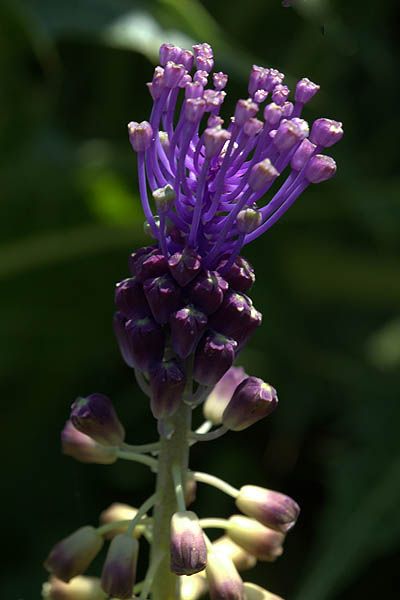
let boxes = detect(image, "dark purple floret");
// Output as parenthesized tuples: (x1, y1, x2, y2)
(133, 249, 168, 283)
(114, 276, 151, 320)
(193, 330, 237, 386)
(70, 393, 125, 446)
(168, 246, 202, 287)
(124, 316, 165, 371)
(186, 269, 229, 315)
(222, 377, 278, 431)
(143, 274, 181, 324)
(170, 306, 208, 358)
(217, 257, 255, 293)
(209, 291, 255, 346)
(149, 359, 186, 419)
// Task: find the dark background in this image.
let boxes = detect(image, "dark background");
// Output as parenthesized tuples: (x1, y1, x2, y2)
(1, 0, 399, 598)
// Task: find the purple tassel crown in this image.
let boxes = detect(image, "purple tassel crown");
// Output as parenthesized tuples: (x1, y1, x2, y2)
(116, 42, 342, 385)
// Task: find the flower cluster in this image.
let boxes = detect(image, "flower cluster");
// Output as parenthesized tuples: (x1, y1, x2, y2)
(42, 41, 342, 600)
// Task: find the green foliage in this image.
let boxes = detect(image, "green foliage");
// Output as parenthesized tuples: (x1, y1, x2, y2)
(1, 0, 399, 598)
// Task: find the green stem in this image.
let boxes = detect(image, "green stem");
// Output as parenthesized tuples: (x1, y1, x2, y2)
(116, 449, 158, 470)
(149, 402, 192, 600)
(193, 471, 240, 498)
(199, 518, 234, 530)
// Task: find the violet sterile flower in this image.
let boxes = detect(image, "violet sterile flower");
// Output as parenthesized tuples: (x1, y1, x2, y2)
(115, 41, 341, 384)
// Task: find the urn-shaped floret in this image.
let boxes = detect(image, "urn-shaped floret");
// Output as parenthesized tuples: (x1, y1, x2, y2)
(44, 526, 104, 583)
(187, 270, 228, 315)
(205, 549, 245, 600)
(168, 247, 202, 287)
(101, 534, 139, 599)
(115, 277, 150, 320)
(70, 394, 125, 447)
(235, 486, 300, 533)
(203, 366, 247, 425)
(218, 257, 255, 293)
(42, 575, 107, 600)
(143, 274, 181, 324)
(170, 511, 208, 575)
(222, 377, 278, 431)
(227, 516, 284, 562)
(193, 331, 237, 386)
(170, 306, 208, 359)
(124, 316, 165, 371)
(61, 420, 118, 464)
(149, 359, 186, 419)
(213, 536, 257, 572)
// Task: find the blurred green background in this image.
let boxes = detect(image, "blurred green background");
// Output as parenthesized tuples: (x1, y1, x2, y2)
(1, 0, 399, 598)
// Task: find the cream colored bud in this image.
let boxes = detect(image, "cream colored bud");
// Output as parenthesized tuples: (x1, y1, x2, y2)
(99, 503, 142, 539)
(213, 536, 257, 571)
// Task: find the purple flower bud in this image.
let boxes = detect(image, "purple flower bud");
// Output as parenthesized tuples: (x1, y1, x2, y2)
(213, 71, 228, 90)
(42, 575, 107, 600)
(244, 582, 284, 600)
(115, 277, 150, 320)
(149, 359, 186, 419)
(273, 119, 305, 153)
(44, 526, 104, 583)
(204, 127, 231, 158)
(170, 306, 208, 359)
(243, 118, 263, 137)
(210, 291, 253, 344)
(170, 511, 207, 575)
(180, 49, 195, 71)
(263, 68, 284, 92)
(148, 66, 165, 99)
(193, 331, 237, 386)
(152, 183, 176, 214)
(222, 377, 278, 431)
(310, 118, 344, 147)
(218, 256, 255, 293)
(127, 121, 153, 152)
(227, 515, 284, 562)
(281, 101, 294, 118)
(185, 98, 207, 122)
(185, 81, 204, 99)
(271, 84, 290, 106)
(99, 503, 142, 539)
(206, 550, 245, 600)
(263, 102, 283, 126)
(125, 316, 165, 370)
(193, 70, 209, 86)
(159, 43, 182, 67)
(248, 65, 269, 96)
(193, 42, 213, 59)
(234, 99, 259, 127)
(213, 536, 257, 572)
(61, 420, 118, 464)
(196, 54, 214, 73)
(159, 131, 170, 153)
(128, 245, 155, 274)
(236, 486, 300, 533)
(290, 138, 316, 171)
(304, 154, 337, 183)
(168, 246, 202, 287)
(70, 394, 125, 446)
(143, 274, 181, 324)
(203, 366, 247, 425)
(203, 90, 226, 113)
(236, 207, 262, 234)
(187, 269, 228, 315)
(295, 77, 320, 104)
(291, 117, 309, 139)
(249, 159, 279, 192)
(101, 534, 139, 599)
(164, 61, 186, 88)
(254, 89, 268, 104)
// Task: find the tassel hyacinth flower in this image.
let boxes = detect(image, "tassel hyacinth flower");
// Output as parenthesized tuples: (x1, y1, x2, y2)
(43, 41, 342, 600)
